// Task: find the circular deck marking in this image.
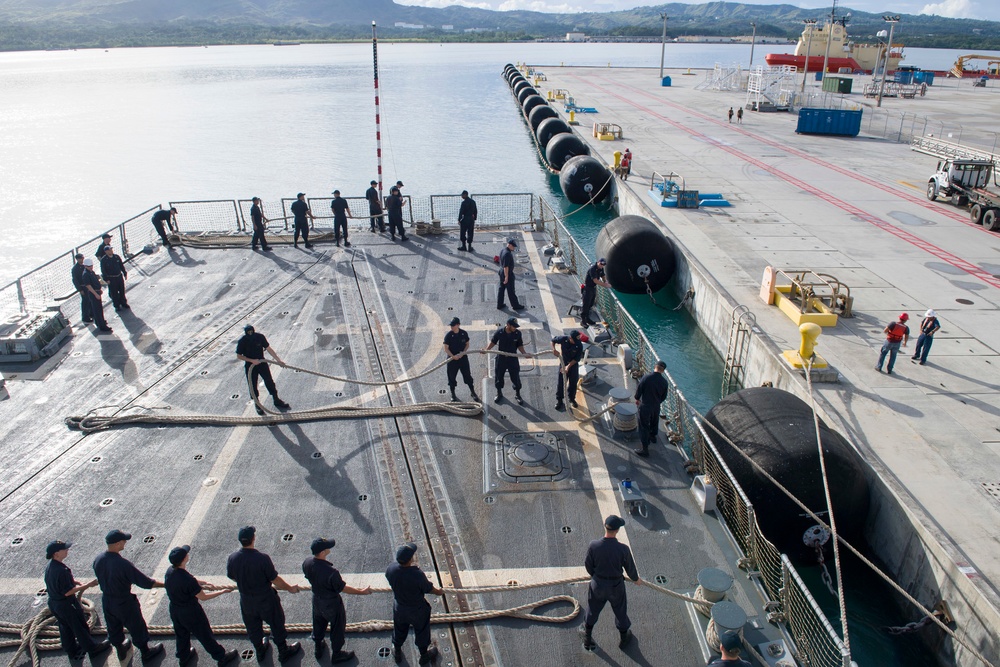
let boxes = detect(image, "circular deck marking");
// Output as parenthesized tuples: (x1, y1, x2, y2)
(100, 498, 114, 507)
(230, 497, 241, 504)
(142, 535, 155, 544)
(561, 526, 572, 534)
(311, 452, 323, 459)
(200, 370, 209, 375)
(91, 456, 102, 463)
(377, 647, 392, 659)
(230, 394, 240, 400)
(240, 648, 255, 662)
(443, 449, 453, 456)
(11, 537, 24, 546)
(358, 494, 369, 501)
(281, 534, 294, 542)
(483, 496, 496, 505)
(193, 454, 203, 461)
(654, 574, 668, 585)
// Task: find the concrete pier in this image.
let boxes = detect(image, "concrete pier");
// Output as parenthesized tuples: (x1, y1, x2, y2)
(531, 65, 1000, 665)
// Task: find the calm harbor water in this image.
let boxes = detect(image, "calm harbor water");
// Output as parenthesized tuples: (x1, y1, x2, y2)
(1, 41, 997, 286)
(0, 41, 958, 665)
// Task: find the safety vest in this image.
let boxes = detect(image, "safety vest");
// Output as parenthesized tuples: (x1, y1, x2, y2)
(886, 322, 906, 343)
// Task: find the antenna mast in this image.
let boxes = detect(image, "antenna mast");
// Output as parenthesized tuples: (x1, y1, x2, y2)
(372, 21, 384, 199)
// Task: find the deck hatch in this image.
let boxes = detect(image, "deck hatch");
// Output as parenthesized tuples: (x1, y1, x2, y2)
(496, 431, 569, 482)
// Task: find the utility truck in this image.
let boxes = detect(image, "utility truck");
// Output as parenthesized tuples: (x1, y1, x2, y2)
(927, 159, 1000, 231)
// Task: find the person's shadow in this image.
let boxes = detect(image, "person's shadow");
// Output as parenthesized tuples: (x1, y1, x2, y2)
(267, 422, 375, 535)
(119, 310, 163, 358)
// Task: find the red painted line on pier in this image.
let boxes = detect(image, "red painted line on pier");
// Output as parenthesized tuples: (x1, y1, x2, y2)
(574, 74, 1000, 290)
(615, 78, 981, 231)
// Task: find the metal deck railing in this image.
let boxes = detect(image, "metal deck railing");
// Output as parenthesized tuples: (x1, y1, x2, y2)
(538, 196, 851, 667)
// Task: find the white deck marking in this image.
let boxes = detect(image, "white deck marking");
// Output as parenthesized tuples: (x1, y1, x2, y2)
(521, 235, 633, 549)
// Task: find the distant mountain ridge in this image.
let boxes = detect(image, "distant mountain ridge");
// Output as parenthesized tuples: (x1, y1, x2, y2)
(0, 0, 997, 50)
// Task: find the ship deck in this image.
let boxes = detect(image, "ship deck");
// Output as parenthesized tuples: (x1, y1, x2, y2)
(0, 228, 781, 665)
(530, 66, 1000, 658)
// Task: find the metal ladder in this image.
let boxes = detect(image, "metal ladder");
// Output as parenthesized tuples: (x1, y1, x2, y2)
(722, 305, 757, 397)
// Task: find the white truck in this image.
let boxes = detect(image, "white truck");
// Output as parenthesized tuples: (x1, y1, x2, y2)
(926, 159, 1000, 231)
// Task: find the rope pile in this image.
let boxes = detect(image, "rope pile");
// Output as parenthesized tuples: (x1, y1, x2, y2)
(1, 575, 724, 667)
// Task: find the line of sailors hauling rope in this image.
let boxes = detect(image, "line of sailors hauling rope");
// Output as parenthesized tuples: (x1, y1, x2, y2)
(42, 519, 751, 667)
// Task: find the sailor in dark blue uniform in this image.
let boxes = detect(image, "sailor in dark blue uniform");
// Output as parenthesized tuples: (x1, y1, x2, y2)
(81, 258, 113, 333)
(100, 244, 129, 311)
(385, 543, 444, 665)
(165, 545, 239, 667)
(92, 529, 165, 662)
(580, 258, 610, 327)
(633, 360, 670, 457)
(496, 238, 524, 310)
(151, 208, 177, 247)
(582, 515, 640, 651)
(95, 233, 113, 259)
(71, 254, 93, 324)
(302, 537, 372, 663)
(442, 317, 480, 403)
(707, 631, 753, 667)
(226, 526, 302, 663)
(236, 325, 291, 415)
(290, 192, 315, 249)
(483, 317, 531, 405)
(457, 190, 477, 252)
(551, 330, 584, 411)
(44, 540, 111, 661)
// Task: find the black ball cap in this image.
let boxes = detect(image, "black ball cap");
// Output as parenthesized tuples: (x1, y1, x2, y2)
(395, 542, 418, 564)
(604, 515, 625, 530)
(243, 324, 254, 332)
(506, 317, 519, 328)
(168, 545, 190, 566)
(46, 540, 71, 559)
(105, 529, 131, 544)
(449, 317, 461, 326)
(238, 525, 256, 545)
(311, 537, 336, 555)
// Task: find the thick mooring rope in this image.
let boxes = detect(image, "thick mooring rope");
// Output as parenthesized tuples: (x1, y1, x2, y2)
(65, 350, 543, 433)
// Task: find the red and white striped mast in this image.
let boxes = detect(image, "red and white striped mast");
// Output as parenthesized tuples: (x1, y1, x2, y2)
(372, 21, 384, 200)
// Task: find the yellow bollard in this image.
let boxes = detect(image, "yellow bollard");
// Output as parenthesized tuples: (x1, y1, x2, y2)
(782, 322, 829, 369)
(568, 110, 577, 125)
(548, 90, 554, 101)
(613, 150, 622, 169)
(799, 322, 821, 360)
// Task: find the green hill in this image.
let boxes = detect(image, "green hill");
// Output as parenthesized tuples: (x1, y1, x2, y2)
(0, 0, 996, 51)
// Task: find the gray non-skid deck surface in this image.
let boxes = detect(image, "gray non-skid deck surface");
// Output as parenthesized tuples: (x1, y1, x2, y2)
(0, 232, 753, 666)
(537, 66, 1000, 603)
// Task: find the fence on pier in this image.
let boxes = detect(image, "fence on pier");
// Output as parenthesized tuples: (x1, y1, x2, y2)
(537, 196, 852, 667)
(787, 89, 1000, 154)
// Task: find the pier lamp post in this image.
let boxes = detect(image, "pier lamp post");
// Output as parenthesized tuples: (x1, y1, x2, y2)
(819, 0, 837, 83)
(800, 19, 816, 92)
(749, 22, 757, 68)
(658, 14, 669, 79)
(876, 15, 900, 108)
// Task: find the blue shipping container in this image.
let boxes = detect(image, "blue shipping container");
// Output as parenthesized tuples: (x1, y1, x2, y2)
(914, 71, 935, 86)
(894, 70, 914, 84)
(795, 108, 863, 136)
(661, 76, 672, 87)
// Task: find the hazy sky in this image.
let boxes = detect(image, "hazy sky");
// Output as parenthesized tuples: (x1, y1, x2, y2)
(399, 0, 999, 22)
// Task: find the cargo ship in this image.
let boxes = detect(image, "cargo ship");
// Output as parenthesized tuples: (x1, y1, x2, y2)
(765, 20, 904, 74)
